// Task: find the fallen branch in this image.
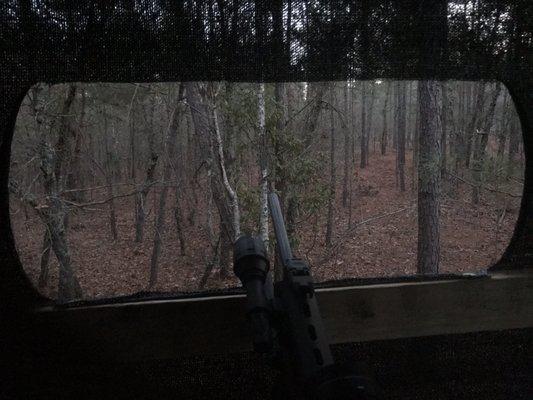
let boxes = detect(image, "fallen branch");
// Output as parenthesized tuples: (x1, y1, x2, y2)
(317, 203, 415, 266)
(61, 181, 159, 209)
(60, 182, 134, 194)
(446, 171, 521, 198)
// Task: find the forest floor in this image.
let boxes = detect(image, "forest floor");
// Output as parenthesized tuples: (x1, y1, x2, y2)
(11, 151, 522, 301)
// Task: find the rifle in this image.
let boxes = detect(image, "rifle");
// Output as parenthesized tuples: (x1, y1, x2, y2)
(234, 193, 375, 399)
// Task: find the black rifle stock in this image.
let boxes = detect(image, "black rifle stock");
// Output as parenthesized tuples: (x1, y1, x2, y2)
(234, 193, 375, 399)
(268, 193, 335, 378)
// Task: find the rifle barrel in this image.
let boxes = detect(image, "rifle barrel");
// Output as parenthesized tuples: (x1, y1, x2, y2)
(268, 193, 293, 264)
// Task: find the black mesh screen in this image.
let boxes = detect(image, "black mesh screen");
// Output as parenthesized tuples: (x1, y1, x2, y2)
(1, 1, 532, 399)
(1, 1, 531, 82)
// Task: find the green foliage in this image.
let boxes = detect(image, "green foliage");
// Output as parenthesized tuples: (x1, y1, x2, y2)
(216, 82, 330, 242)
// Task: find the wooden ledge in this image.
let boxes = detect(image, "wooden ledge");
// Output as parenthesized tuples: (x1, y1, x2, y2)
(33, 271, 533, 361)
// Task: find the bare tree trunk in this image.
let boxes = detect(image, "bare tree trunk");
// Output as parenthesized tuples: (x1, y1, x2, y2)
(417, 81, 441, 274)
(396, 81, 406, 192)
(149, 84, 185, 288)
(199, 164, 219, 289)
(471, 82, 501, 204)
(10, 175, 82, 301)
(381, 82, 390, 155)
(30, 85, 52, 289)
(217, 83, 237, 274)
(174, 188, 186, 255)
(212, 103, 241, 240)
(367, 82, 375, 154)
(342, 82, 350, 207)
(135, 101, 159, 242)
(272, 82, 286, 198)
(325, 89, 336, 249)
(272, 82, 288, 281)
(184, 82, 220, 285)
(406, 82, 414, 149)
(48, 197, 82, 302)
(453, 81, 468, 175)
(38, 84, 83, 300)
(411, 83, 420, 191)
(351, 84, 357, 167)
(65, 89, 86, 202)
(101, 105, 118, 240)
(360, 82, 368, 168)
(107, 185, 118, 240)
(185, 82, 240, 284)
(38, 229, 51, 288)
(128, 84, 139, 182)
(465, 82, 485, 168)
(507, 113, 520, 176)
(257, 83, 269, 244)
(440, 82, 448, 178)
(496, 92, 511, 163)
(303, 82, 327, 145)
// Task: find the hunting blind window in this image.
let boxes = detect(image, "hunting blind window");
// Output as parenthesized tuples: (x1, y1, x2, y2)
(9, 80, 524, 302)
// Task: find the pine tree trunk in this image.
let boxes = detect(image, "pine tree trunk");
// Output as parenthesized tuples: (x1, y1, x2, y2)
(367, 83, 375, 155)
(412, 83, 420, 191)
(381, 82, 390, 155)
(417, 81, 441, 274)
(396, 81, 406, 192)
(325, 90, 336, 249)
(342, 82, 350, 207)
(360, 82, 368, 168)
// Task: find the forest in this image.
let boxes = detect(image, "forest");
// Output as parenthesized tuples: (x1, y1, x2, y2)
(9, 79, 524, 302)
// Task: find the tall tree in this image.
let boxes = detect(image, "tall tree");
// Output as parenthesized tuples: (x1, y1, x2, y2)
(464, 82, 485, 167)
(395, 81, 406, 192)
(471, 82, 502, 204)
(325, 88, 336, 249)
(416, 0, 446, 274)
(149, 84, 185, 288)
(417, 81, 442, 274)
(257, 83, 269, 244)
(381, 82, 390, 155)
(440, 82, 449, 178)
(40, 84, 83, 300)
(135, 98, 159, 242)
(184, 82, 224, 285)
(342, 81, 351, 207)
(367, 82, 376, 154)
(65, 89, 86, 202)
(507, 117, 520, 175)
(360, 82, 368, 168)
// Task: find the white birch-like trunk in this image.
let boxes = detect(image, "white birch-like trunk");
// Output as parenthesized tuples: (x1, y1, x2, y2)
(257, 83, 269, 244)
(212, 105, 241, 240)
